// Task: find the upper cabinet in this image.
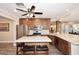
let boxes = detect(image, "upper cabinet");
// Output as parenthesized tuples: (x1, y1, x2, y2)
(19, 18, 51, 30)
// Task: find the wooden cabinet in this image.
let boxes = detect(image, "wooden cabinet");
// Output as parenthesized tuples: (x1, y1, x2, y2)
(56, 21, 61, 32)
(19, 18, 50, 30)
(54, 36, 69, 55)
(16, 25, 24, 39)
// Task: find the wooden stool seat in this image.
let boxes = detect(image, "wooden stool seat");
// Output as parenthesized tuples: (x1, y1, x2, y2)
(36, 45, 48, 51)
(22, 45, 35, 51)
(36, 45, 48, 55)
(22, 45, 35, 55)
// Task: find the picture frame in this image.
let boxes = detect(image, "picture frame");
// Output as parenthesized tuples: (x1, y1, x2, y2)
(0, 23, 9, 31)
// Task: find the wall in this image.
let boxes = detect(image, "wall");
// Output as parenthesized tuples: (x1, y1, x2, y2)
(0, 18, 15, 41)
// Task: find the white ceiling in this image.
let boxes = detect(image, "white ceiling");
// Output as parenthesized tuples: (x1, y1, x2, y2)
(0, 3, 79, 21)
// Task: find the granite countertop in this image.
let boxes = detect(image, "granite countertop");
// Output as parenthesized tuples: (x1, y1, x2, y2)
(50, 33, 79, 45)
(16, 36, 52, 43)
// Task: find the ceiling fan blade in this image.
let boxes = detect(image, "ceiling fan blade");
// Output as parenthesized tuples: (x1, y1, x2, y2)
(34, 12, 43, 14)
(30, 5, 35, 11)
(22, 14, 28, 16)
(16, 3, 25, 7)
(16, 8, 27, 12)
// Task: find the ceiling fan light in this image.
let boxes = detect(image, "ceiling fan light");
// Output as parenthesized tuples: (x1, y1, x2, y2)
(32, 14, 35, 17)
(30, 14, 33, 17)
(27, 14, 30, 17)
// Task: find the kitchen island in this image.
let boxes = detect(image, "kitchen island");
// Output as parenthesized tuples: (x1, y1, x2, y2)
(16, 36, 52, 55)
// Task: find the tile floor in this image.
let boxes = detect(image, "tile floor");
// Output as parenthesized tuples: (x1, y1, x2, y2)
(0, 43, 62, 55)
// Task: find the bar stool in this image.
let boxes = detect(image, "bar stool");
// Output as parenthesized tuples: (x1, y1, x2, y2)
(16, 43, 24, 55)
(36, 45, 49, 55)
(22, 45, 35, 55)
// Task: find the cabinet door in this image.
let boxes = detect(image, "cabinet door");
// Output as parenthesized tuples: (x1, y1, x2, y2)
(58, 38, 69, 55)
(57, 39, 63, 51)
(62, 40, 69, 54)
(54, 36, 59, 48)
(54, 36, 69, 55)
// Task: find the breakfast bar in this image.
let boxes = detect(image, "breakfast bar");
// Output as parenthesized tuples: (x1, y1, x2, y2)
(16, 36, 52, 55)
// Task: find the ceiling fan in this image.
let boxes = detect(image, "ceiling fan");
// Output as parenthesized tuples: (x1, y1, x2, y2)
(16, 5, 43, 17)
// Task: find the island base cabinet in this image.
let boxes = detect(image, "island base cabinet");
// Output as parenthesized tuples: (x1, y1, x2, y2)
(54, 36, 69, 55)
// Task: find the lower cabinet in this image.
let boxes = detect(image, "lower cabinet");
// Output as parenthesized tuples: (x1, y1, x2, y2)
(54, 36, 69, 55)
